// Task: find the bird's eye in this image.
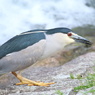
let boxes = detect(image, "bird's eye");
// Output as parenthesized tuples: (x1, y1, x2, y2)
(67, 32, 72, 36)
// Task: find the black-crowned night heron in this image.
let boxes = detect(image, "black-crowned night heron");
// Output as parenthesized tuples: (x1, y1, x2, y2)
(0, 27, 92, 86)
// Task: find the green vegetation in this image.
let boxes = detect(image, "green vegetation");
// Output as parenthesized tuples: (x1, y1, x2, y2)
(55, 90, 64, 95)
(72, 73, 95, 94)
(70, 73, 83, 79)
(43, 90, 64, 95)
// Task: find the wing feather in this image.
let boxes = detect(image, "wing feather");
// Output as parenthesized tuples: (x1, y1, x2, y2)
(0, 31, 45, 59)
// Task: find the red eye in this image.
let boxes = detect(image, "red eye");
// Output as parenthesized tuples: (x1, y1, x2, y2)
(67, 32, 72, 36)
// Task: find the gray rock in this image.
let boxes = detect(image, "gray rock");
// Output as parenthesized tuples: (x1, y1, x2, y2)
(0, 51, 95, 95)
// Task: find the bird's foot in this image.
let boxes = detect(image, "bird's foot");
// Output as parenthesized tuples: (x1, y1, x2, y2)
(16, 81, 55, 86)
(12, 72, 55, 86)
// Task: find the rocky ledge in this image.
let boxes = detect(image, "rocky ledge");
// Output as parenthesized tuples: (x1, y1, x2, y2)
(0, 45, 95, 95)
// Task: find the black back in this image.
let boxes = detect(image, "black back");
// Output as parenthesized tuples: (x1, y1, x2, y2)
(0, 31, 45, 59)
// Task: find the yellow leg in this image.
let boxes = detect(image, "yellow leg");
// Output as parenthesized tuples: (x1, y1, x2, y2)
(12, 72, 55, 86)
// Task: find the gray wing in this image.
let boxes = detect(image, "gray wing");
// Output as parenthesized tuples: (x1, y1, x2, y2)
(0, 31, 46, 74)
(0, 31, 45, 59)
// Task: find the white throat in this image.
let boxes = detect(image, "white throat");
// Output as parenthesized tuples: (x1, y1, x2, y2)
(41, 33, 75, 59)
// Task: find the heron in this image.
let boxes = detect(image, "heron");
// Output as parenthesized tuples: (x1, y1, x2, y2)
(0, 27, 92, 86)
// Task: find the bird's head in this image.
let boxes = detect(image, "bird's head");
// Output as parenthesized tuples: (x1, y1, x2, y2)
(46, 28, 92, 47)
(67, 31, 92, 46)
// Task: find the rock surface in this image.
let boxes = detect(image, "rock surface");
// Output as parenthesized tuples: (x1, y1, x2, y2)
(0, 50, 95, 95)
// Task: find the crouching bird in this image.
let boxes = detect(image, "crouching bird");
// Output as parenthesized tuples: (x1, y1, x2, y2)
(0, 27, 92, 86)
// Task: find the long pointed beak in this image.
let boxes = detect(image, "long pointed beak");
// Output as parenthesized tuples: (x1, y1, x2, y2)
(71, 34, 92, 46)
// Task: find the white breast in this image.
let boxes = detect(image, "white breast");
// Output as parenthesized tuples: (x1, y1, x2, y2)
(41, 33, 75, 59)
